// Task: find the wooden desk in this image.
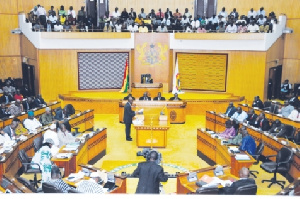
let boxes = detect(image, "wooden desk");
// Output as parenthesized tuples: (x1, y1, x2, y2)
(131, 82, 163, 99)
(68, 109, 94, 132)
(52, 128, 107, 176)
(197, 129, 256, 177)
(134, 121, 169, 148)
(177, 165, 237, 194)
(119, 100, 186, 124)
(205, 111, 216, 131)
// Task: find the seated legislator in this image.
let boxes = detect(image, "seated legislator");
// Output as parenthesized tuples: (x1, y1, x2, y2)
(279, 100, 294, 117)
(245, 108, 257, 126)
(219, 120, 236, 139)
(252, 96, 264, 109)
(8, 99, 23, 116)
(269, 101, 280, 114)
(253, 113, 270, 131)
(231, 107, 247, 122)
(224, 102, 236, 117)
(0, 92, 14, 104)
(239, 130, 256, 155)
(222, 167, 256, 195)
(0, 102, 10, 118)
(49, 166, 74, 193)
(226, 126, 245, 145)
(169, 93, 181, 101)
(1, 120, 18, 140)
(14, 89, 23, 101)
(76, 172, 105, 193)
(269, 119, 283, 135)
(40, 107, 54, 126)
(34, 94, 47, 107)
(124, 93, 135, 100)
(54, 107, 64, 121)
(288, 106, 300, 121)
(57, 123, 76, 147)
(22, 97, 36, 112)
(139, 92, 151, 101)
(153, 92, 166, 101)
(23, 111, 42, 133)
(43, 123, 60, 155)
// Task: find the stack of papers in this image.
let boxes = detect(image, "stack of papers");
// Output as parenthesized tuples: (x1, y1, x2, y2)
(235, 154, 251, 160)
(56, 153, 73, 159)
(132, 119, 143, 125)
(64, 143, 80, 151)
(206, 131, 215, 134)
(18, 135, 27, 141)
(67, 172, 85, 182)
(228, 147, 240, 153)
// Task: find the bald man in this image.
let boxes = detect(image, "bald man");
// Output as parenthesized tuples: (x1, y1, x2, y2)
(223, 167, 256, 194)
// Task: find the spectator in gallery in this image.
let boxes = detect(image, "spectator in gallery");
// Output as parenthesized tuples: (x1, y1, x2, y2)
(54, 21, 63, 32)
(197, 25, 206, 33)
(135, 15, 143, 25)
(153, 92, 166, 101)
(48, 12, 57, 28)
(156, 23, 168, 33)
(218, 7, 228, 19)
(46, 20, 52, 32)
(257, 15, 266, 26)
(129, 8, 137, 19)
(139, 92, 151, 101)
(59, 5, 67, 16)
(3, 80, 16, 96)
(191, 17, 200, 29)
(237, 21, 247, 33)
(114, 20, 122, 32)
(173, 8, 182, 18)
(205, 21, 215, 32)
(68, 6, 76, 19)
(127, 22, 139, 32)
(185, 24, 193, 32)
(121, 8, 129, 19)
(63, 20, 71, 31)
(257, 7, 265, 17)
(138, 21, 148, 33)
(280, 79, 292, 97)
(156, 8, 164, 20)
(60, 14, 67, 25)
(247, 21, 259, 33)
(112, 7, 121, 18)
(224, 102, 236, 117)
(225, 22, 237, 33)
(247, 8, 257, 19)
(139, 8, 147, 19)
(252, 96, 264, 109)
(229, 8, 239, 19)
(231, 107, 248, 122)
(48, 6, 56, 16)
(217, 21, 226, 33)
(219, 120, 236, 139)
(14, 89, 23, 101)
(165, 8, 173, 19)
(169, 93, 181, 101)
(78, 6, 86, 22)
(183, 8, 191, 18)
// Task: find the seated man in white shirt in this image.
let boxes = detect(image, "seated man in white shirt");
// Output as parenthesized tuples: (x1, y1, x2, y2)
(114, 21, 122, 32)
(138, 22, 148, 33)
(225, 22, 237, 33)
(43, 123, 60, 155)
(57, 123, 76, 147)
(257, 15, 266, 26)
(218, 7, 228, 19)
(247, 21, 259, 33)
(48, 12, 57, 27)
(247, 8, 257, 19)
(23, 111, 42, 133)
(288, 106, 300, 121)
(54, 21, 63, 32)
(231, 107, 248, 122)
(127, 23, 139, 32)
(76, 172, 105, 193)
(111, 7, 120, 18)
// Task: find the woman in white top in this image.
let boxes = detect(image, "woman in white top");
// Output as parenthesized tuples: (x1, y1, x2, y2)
(68, 6, 76, 18)
(57, 123, 76, 147)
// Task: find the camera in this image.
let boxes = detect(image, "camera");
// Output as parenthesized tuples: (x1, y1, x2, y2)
(136, 148, 162, 165)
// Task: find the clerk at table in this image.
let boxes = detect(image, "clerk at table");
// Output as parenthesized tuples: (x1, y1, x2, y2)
(153, 92, 165, 101)
(231, 107, 247, 122)
(139, 92, 151, 101)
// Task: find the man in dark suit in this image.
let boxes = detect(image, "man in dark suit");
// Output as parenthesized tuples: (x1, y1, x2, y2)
(223, 167, 256, 194)
(254, 113, 270, 131)
(124, 93, 135, 100)
(132, 151, 168, 194)
(165, 8, 172, 19)
(0, 92, 13, 104)
(0, 102, 10, 118)
(252, 96, 264, 109)
(224, 102, 236, 117)
(129, 8, 137, 19)
(139, 92, 151, 101)
(22, 97, 36, 112)
(269, 119, 283, 135)
(153, 92, 165, 101)
(169, 93, 181, 101)
(245, 108, 257, 126)
(1, 120, 18, 139)
(123, 97, 136, 141)
(34, 94, 47, 107)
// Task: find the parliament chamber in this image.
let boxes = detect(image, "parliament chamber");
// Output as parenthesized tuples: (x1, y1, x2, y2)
(0, 0, 300, 196)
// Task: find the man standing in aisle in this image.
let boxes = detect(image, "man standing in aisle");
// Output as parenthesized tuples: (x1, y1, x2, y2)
(123, 97, 137, 141)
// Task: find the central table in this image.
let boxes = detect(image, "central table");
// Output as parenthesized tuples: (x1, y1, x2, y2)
(134, 120, 169, 148)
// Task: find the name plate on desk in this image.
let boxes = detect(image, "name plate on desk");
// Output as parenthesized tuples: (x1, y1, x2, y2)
(187, 172, 197, 182)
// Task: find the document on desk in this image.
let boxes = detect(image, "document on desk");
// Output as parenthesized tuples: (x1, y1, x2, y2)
(64, 143, 80, 151)
(56, 153, 73, 159)
(68, 172, 85, 182)
(235, 154, 251, 160)
(228, 146, 240, 153)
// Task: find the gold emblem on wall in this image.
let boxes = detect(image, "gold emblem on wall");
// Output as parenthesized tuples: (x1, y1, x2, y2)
(170, 110, 177, 121)
(136, 42, 168, 66)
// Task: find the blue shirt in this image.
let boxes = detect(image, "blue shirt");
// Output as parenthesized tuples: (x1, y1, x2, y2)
(239, 135, 256, 155)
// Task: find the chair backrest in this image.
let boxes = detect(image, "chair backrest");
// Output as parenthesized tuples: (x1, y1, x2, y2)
(68, 189, 81, 193)
(255, 142, 264, 158)
(277, 125, 295, 139)
(264, 101, 272, 108)
(33, 137, 43, 152)
(17, 177, 37, 193)
(276, 147, 293, 170)
(294, 131, 300, 145)
(234, 184, 257, 195)
(18, 150, 30, 172)
(42, 182, 63, 193)
(196, 187, 219, 195)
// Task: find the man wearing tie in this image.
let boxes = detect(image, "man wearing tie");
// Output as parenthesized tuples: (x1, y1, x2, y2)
(153, 92, 165, 101)
(139, 92, 151, 101)
(224, 102, 236, 117)
(1, 120, 18, 139)
(254, 113, 270, 131)
(245, 109, 257, 126)
(123, 97, 137, 141)
(0, 92, 13, 104)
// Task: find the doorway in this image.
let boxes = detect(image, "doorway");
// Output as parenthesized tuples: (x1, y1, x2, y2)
(268, 65, 282, 100)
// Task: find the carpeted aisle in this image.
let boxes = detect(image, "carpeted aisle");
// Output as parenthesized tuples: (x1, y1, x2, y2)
(93, 114, 288, 195)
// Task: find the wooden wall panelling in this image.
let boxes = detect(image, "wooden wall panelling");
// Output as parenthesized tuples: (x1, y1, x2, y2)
(0, 57, 22, 79)
(0, 0, 18, 14)
(216, 0, 300, 19)
(284, 34, 300, 60)
(282, 59, 300, 85)
(20, 35, 37, 61)
(0, 15, 20, 56)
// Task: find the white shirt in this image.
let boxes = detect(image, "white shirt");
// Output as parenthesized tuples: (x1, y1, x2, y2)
(43, 129, 60, 146)
(115, 24, 122, 32)
(191, 20, 200, 28)
(181, 18, 189, 25)
(288, 110, 300, 121)
(257, 10, 265, 16)
(37, 7, 46, 16)
(23, 118, 42, 132)
(48, 15, 57, 23)
(54, 25, 63, 32)
(185, 27, 193, 33)
(57, 130, 76, 147)
(162, 18, 171, 26)
(218, 11, 228, 19)
(0, 133, 11, 144)
(248, 11, 257, 18)
(247, 24, 259, 32)
(231, 111, 248, 122)
(225, 24, 237, 33)
(112, 11, 120, 18)
(68, 10, 76, 18)
(127, 24, 138, 32)
(257, 18, 266, 25)
(209, 16, 219, 24)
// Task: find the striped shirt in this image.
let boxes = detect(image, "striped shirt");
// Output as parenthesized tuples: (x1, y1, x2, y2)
(76, 180, 104, 193)
(50, 179, 73, 193)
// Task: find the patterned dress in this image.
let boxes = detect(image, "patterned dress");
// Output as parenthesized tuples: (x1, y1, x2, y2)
(31, 145, 52, 185)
